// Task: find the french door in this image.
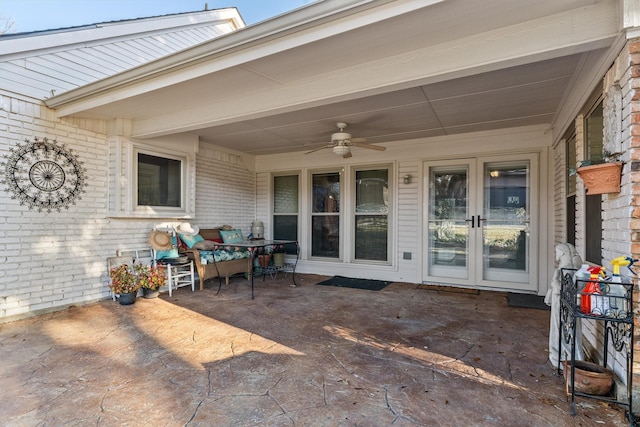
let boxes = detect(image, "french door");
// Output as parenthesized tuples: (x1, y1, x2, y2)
(424, 154, 538, 291)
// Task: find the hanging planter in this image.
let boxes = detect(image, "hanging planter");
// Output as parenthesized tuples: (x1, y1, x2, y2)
(576, 162, 622, 195)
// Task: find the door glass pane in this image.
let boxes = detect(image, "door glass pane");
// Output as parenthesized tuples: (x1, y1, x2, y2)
(483, 162, 528, 272)
(312, 216, 339, 258)
(428, 167, 469, 269)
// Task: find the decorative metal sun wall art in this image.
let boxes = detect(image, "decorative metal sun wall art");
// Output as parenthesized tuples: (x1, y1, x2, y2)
(1, 137, 87, 213)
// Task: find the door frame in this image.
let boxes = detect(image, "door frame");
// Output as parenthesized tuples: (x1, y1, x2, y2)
(422, 152, 540, 292)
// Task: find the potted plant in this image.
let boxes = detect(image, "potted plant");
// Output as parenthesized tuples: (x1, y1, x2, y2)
(136, 263, 167, 299)
(575, 151, 622, 195)
(272, 245, 286, 267)
(108, 263, 142, 305)
(258, 248, 272, 268)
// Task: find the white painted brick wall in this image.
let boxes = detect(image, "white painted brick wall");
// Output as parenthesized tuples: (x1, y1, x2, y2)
(0, 94, 257, 321)
(194, 144, 256, 235)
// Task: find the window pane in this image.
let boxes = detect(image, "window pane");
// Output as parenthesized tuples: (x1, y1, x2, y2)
(566, 133, 577, 194)
(138, 153, 181, 207)
(585, 101, 604, 163)
(274, 175, 298, 213)
(584, 99, 603, 264)
(313, 173, 340, 213)
(355, 215, 387, 260)
(274, 215, 298, 254)
(312, 216, 339, 258)
(356, 170, 388, 213)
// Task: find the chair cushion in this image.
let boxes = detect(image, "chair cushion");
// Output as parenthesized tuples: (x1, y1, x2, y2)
(156, 235, 179, 259)
(179, 233, 204, 249)
(220, 229, 243, 244)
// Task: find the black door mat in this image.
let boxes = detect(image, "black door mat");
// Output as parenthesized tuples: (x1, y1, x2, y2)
(316, 276, 391, 291)
(507, 293, 550, 310)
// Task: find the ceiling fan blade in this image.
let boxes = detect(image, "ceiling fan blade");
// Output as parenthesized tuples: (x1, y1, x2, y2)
(349, 137, 367, 143)
(305, 144, 332, 154)
(342, 151, 353, 159)
(350, 141, 386, 151)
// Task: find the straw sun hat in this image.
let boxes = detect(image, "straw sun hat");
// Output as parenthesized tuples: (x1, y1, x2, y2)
(148, 230, 172, 250)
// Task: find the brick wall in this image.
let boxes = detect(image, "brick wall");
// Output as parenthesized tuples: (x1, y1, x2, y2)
(628, 39, 640, 406)
(0, 93, 256, 322)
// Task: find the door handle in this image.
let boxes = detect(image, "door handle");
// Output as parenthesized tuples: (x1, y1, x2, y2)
(476, 215, 485, 228)
(465, 218, 475, 228)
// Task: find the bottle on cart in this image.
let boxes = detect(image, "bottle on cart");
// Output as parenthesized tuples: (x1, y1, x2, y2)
(585, 266, 607, 315)
(608, 256, 637, 317)
(574, 264, 590, 307)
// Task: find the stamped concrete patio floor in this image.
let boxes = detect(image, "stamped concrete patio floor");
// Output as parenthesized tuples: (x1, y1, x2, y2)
(0, 274, 629, 426)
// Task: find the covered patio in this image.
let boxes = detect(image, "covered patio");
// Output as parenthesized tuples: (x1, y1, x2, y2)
(0, 275, 628, 426)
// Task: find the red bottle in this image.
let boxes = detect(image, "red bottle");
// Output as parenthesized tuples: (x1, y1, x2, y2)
(580, 266, 604, 314)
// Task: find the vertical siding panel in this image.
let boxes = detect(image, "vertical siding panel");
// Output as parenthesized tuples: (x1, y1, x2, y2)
(397, 160, 420, 282)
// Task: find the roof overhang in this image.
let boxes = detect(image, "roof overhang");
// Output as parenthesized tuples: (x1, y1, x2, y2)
(44, 0, 624, 155)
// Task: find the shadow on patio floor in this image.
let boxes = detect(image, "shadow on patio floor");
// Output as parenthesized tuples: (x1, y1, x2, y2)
(0, 273, 629, 426)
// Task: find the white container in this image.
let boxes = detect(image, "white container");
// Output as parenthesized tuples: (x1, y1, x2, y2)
(251, 221, 264, 239)
(607, 275, 629, 318)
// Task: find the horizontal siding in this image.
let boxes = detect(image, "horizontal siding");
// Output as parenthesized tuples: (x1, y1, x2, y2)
(2, 23, 235, 99)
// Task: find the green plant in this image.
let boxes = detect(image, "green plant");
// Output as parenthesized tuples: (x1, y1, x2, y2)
(579, 150, 621, 167)
(570, 150, 621, 176)
(108, 263, 141, 294)
(135, 264, 167, 290)
(108, 261, 166, 293)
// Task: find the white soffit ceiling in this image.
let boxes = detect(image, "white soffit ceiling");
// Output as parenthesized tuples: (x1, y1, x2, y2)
(46, 0, 620, 154)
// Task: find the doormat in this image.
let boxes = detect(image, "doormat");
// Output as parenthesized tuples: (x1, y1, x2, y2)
(417, 284, 479, 295)
(316, 276, 391, 291)
(507, 293, 550, 310)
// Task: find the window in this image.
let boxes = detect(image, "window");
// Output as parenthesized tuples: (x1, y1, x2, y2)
(311, 171, 341, 258)
(584, 98, 603, 264)
(108, 136, 195, 218)
(273, 174, 299, 253)
(354, 168, 389, 262)
(137, 153, 182, 208)
(564, 126, 577, 246)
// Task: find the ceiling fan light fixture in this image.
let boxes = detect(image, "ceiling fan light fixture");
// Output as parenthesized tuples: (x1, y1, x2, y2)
(332, 145, 350, 156)
(332, 132, 351, 142)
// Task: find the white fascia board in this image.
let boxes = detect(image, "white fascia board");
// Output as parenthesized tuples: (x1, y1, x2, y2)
(1, 9, 244, 58)
(131, 1, 620, 139)
(45, 0, 442, 112)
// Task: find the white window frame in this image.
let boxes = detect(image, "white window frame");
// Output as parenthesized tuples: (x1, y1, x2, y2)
(108, 137, 196, 219)
(308, 168, 343, 261)
(351, 164, 393, 265)
(272, 172, 301, 243)
(134, 147, 186, 216)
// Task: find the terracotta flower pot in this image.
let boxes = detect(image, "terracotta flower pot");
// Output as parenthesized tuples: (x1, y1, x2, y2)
(564, 360, 614, 396)
(576, 162, 622, 195)
(258, 254, 271, 268)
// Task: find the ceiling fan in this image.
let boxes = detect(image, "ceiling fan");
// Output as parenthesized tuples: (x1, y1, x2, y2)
(305, 122, 386, 158)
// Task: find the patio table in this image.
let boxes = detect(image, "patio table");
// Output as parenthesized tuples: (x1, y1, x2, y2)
(211, 240, 299, 298)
